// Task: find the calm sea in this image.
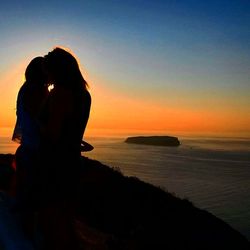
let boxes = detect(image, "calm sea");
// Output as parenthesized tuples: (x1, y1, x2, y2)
(1, 135, 250, 240)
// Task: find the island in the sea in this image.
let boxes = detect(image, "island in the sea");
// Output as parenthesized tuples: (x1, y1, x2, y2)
(125, 136, 181, 147)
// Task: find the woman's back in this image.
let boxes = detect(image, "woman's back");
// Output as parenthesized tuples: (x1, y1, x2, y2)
(41, 86, 91, 156)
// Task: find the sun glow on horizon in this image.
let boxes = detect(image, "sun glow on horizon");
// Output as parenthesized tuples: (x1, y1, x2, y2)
(1, 60, 250, 140)
(85, 77, 250, 138)
(0, 64, 250, 140)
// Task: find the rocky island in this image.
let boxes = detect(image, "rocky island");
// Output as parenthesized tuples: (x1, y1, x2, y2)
(125, 136, 180, 147)
(0, 154, 249, 249)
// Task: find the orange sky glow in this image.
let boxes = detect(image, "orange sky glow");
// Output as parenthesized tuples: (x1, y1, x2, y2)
(0, 60, 250, 139)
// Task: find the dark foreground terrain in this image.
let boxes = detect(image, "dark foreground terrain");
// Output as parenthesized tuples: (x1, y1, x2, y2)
(0, 154, 249, 250)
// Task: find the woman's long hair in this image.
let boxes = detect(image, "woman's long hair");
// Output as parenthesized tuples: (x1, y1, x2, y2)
(45, 47, 88, 90)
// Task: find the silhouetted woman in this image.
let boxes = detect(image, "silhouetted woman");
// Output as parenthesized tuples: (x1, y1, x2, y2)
(38, 47, 91, 250)
(43, 47, 91, 158)
(12, 57, 49, 238)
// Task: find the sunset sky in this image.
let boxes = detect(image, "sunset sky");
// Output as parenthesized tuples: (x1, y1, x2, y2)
(0, 0, 250, 138)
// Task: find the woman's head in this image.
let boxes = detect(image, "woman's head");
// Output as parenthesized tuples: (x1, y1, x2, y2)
(44, 47, 88, 89)
(25, 56, 48, 86)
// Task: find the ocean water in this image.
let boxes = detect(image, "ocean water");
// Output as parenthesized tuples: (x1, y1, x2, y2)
(1, 135, 250, 240)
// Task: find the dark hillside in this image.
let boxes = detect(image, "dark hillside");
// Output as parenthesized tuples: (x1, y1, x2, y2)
(0, 154, 249, 250)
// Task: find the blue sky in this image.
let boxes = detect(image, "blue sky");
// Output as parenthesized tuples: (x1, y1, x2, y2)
(0, 0, 250, 135)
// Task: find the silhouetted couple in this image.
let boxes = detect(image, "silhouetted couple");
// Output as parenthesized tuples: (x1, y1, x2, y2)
(12, 47, 91, 250)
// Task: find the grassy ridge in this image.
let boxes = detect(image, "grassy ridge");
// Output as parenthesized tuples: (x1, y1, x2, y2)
(76, 156, 249, 249)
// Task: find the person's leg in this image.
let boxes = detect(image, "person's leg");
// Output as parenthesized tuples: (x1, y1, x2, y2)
(15, 146, 37, 239)
(0, 192, 34, 250)
(38, 202, 77, 250)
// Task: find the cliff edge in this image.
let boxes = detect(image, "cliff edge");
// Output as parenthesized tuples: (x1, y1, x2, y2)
(0, 154, 249, 249)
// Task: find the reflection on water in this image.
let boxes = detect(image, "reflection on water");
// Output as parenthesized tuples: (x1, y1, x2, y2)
(84, 136, 250, 240)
